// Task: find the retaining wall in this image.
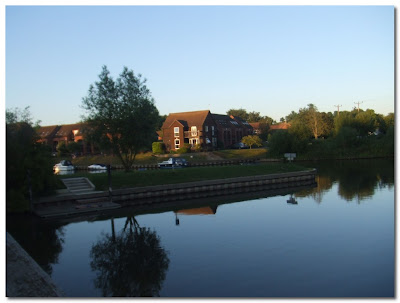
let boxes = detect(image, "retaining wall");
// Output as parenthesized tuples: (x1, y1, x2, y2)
(6, 233, 64, 297)
(34, 169, 316, 216)
(111, 169, 317, 206)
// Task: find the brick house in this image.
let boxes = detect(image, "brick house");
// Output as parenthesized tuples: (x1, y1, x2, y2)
(37, 125, 61, 151)
(37, 123, 92, 154)
(211, 114, 253, 148)
(161, 110, 253, 151)
(160, 110, 218, 151)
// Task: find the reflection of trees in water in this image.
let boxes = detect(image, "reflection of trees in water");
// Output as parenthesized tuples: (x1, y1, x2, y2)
(90, 217, 170, 297)
(295, 175, 333, 203)
(299, 159, 394, 203)
(6, 214, 64, 275)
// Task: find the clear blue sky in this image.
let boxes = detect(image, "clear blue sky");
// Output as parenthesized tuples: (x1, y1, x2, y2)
(6, 5, 394, 125)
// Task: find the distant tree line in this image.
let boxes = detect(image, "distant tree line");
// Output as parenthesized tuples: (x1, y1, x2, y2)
(269, 104, 393, 158)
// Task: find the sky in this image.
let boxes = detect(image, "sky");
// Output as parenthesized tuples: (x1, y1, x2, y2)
(5, 5, 395, 126)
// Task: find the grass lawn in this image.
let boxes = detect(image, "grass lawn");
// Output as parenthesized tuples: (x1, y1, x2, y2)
(213, 148, 267, 159)
(58, 162, 308, 190)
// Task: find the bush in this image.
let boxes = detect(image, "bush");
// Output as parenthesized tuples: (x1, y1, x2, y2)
(334, 126, 358, 149)
(177, 143, 191, 154)
(6, 189, 29, 212)
(152, 142, 166, 154)
(194, 143, 202, 152)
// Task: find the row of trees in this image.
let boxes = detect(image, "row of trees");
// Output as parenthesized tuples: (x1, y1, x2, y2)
(265, 104, 394, 158)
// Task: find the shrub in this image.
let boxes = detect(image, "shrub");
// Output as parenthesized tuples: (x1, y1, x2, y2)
(194, 143, 202, 152)
(152, 142, 166, 154)
(177, 143, 191, 154)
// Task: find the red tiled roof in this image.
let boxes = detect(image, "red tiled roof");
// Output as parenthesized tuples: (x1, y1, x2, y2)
(269, 122, 291, 130)
(54, 123, 84, 137)
(37, 125, 60, 138)
(162, 110, 211, 129)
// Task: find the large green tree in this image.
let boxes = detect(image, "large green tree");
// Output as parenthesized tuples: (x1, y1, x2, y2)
(6, 107, 55, 212)
(82, 66, 160, 171)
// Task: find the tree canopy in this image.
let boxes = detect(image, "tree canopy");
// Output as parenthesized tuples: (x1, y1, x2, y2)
(226, 108, 275, 124)
(6, 107, 55, 212)
(82, 66, 160, 171)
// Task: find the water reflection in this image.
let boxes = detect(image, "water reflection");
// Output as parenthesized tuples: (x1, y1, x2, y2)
(174, 206, 218, 226)
(6, 214, 65, 275)
(90, 217, 170, 297)
(298, 159, 394, 203)
(286, 194, 298, 205)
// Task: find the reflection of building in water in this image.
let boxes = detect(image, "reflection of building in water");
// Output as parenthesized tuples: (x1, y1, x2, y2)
(174, 206, 218, 226)
(286, 194, 298, 205)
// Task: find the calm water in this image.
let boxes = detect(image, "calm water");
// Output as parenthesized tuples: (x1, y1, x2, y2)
(7, 159, 394, 297)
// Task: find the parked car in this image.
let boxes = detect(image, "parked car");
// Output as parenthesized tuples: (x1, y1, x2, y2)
(231, 142, 250, 149)
(88, 163, 107, 171)
(158, 157, 188, 168)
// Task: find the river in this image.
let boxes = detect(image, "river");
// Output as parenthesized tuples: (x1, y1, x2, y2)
(6, 158, 395, 297)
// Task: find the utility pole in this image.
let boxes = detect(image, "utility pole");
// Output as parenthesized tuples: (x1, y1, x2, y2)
(334, 104, 342, 116)
(354, 101, 363, 113)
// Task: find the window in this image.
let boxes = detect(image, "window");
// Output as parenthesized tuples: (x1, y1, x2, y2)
(205, 125, 209, 132)
(191, 126, 197, 137)
(175, 139, 180, 149)
(174, 127, 179, 137)
(211, 126, 215, 136)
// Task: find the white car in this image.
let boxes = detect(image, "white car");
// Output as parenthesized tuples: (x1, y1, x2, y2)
(158, 157, 188, 168)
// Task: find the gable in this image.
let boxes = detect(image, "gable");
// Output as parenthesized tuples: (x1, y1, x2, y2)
(162, 110, 211, 130)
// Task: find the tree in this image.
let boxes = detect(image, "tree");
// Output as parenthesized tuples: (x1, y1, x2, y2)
(354, 109, 378, 136)
(82, 66, 160, 171)
(6, 108, 55, 212)
(226, 108, 248, 120)
(56, 141, 69, 157)
(285, 111, 298, 122)
(241, 135, 263, 149)
(247, 111, 262, 122)
(290, 104, 330, 139)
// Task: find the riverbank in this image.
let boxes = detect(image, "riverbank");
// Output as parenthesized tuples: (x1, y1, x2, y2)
(57, 162, 307, 190)
(35, 169, 317, 219)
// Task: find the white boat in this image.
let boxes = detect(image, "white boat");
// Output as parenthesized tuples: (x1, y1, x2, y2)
(88, 163, 107, 171)
(53, 160, 75, 174)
